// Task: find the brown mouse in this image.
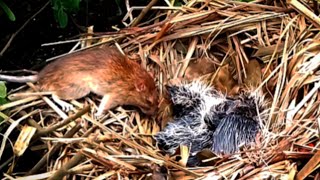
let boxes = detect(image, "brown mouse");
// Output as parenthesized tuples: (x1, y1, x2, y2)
(0, 46, 159, 116)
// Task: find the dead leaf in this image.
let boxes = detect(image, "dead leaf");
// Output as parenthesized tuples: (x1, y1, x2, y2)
(156, 97, 173, 129)
(179, 145, 189, 167)
(14, 125, 37, 156)
(185, 57, 216, 80)
(243, 59, 262, 88)
(296, 150, 320, 180)
(195, 149, 216, 166)
(149, 164, 168, 180)
(210, 63, 238, 96)
(253, 43, 284, 57)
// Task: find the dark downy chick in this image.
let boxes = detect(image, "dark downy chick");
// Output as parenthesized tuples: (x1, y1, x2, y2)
(208, 91, 268, 154)
(154, 81, 225, 155)
(155, 81, 268, 166)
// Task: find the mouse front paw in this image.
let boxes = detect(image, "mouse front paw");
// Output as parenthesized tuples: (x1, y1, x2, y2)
(94, 109, 105, 119)
(52, 94, 75, 112)
(60, 102, 75, 112)
(56, 100, 74, 112)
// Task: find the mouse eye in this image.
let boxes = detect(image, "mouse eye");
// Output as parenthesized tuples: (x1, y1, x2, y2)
(146, 99, 152, 105)
(146, 97, 154, 105)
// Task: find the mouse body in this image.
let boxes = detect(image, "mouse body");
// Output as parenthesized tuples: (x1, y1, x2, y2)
(0, 46, 159, 116)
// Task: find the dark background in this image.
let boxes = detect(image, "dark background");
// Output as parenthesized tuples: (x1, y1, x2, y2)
(0, 0, 164, 70)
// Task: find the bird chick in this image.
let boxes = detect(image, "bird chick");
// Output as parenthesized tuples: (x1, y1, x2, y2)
(155, 80, 268, 166)
(207, 91, 268, 155)
(155, 81, 224, 163)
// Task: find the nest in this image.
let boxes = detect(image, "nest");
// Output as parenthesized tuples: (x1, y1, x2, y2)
(1, 0, 320, 179)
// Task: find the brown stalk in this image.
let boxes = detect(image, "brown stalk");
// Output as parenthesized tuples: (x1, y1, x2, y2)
(131, 0, 159, 27)
(47, 152, 85, 180)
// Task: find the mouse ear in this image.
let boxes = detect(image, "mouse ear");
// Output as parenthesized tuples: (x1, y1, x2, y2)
(148, 71, 155, 79)
(135, 81, 147, 92)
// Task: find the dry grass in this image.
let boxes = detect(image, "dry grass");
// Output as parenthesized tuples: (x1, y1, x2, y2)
(1, 0, 320, 179)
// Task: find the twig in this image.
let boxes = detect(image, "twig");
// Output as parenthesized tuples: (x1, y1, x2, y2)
(296, 150, 320, 180)
(289, 0, 320, 28)
(48, 152, 85, 180)
(36, 106, 90, 136)
(45, 40, 111, 62)
(130, 0, 159, 27)
(27, 123, 83, 175)
(22, 107, 89, 173)
(86, 117, 202, 177)
(26, 83, 68, 119)
(0, 110, 39, 162)
(125, 0, 133, 22)
(0, 1, 50, 56)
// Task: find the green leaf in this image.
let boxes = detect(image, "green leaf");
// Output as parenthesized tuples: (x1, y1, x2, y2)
(61, 0, 80, 11)
(62, 0, 72, 9)
(72, 0, 80, 9)
(0, 98, 7, 105)
(51, 0, 80, 27)
(174, 1, 183, 6)
(0, 81, 7, 98)
(51, 0, 59, 10)
(115, 0, 121, 7)
(0, 0, 16, 21)
(58, 8, 68, 28)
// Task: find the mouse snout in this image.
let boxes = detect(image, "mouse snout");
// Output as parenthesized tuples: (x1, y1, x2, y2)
(141, 105, 158, 115)
(141, 95, 159, 115)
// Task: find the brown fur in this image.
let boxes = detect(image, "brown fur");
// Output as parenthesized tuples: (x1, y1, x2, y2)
(35, 46, 159, 115)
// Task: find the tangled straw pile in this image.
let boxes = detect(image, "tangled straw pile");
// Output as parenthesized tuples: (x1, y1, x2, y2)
(1, 0, 320, 179)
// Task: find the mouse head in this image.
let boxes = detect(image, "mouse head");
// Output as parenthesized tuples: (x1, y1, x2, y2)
(126, 71, 159, 115)
(132, 79, 159, 115)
